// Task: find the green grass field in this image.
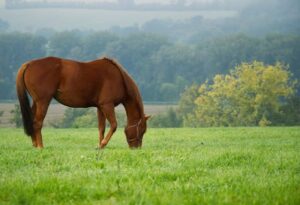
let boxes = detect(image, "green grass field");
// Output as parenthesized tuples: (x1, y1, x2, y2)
(0, 127, 299, 205)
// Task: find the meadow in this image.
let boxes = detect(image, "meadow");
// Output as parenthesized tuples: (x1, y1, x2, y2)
(0, 127, 299, 205)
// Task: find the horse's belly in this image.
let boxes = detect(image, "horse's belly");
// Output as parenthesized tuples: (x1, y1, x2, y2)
(54, 89, 96, 108)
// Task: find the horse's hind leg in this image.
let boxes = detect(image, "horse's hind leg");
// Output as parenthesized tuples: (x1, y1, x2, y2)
(31, 102, 37, 147)
(32, 100, 50, 148)
(99, 104, 117, 148)
(97, 108, 106, 148)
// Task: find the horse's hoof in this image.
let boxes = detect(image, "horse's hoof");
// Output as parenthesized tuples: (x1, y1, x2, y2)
(100, 141, 107, 149)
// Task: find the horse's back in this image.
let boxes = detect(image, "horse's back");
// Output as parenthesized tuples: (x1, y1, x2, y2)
(22, 57, 126, 107)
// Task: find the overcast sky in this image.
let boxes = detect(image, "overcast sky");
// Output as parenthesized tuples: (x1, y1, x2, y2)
(25, 0, 215, 4)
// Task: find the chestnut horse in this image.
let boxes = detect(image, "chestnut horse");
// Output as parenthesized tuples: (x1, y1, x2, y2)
(16, 56, 150, 148)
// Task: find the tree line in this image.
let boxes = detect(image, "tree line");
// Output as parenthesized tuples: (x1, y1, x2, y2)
(0, 31, 299, 102)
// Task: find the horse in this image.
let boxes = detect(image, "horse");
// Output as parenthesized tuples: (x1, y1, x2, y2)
(16, 56, 150, 149)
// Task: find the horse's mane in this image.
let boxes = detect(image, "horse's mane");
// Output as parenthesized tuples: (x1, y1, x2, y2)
(102, 57, 145, 117)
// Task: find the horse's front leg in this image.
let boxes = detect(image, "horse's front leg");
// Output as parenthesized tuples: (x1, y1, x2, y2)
(99, 104, 117, 148)
(97, 108, 106, 148)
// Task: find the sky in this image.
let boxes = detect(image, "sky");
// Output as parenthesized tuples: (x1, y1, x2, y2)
(24, 0, 215, 4)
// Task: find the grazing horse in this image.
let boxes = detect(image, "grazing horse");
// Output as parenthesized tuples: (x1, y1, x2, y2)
(16, 56, 150, 148)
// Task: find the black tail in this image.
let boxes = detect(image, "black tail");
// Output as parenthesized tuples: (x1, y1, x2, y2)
(16, 63, 34, 136)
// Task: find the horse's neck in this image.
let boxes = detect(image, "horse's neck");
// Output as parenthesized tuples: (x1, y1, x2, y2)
(123, 98, 143, 125)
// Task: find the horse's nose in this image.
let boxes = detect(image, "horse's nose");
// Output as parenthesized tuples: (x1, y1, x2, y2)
(129, 141, 142, 149)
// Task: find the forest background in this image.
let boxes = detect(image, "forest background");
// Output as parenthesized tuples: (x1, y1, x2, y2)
(0, 0, 299, 127)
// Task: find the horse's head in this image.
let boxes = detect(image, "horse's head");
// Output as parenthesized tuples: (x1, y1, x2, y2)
(125, 115, 150, 148)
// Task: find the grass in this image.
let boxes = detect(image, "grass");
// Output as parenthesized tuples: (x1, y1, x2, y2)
(0, 127, 299, 205)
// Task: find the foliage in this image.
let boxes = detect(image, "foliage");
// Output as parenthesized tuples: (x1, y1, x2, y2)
(10, 104, 22, 128)
(0, 32, 300, 102)
(275, 95, 300, 125)
(0, 110, 3, 124)
(1, 0, 300, 102)
(81, 32, 119, 61)
(55, 107, 127, 129)
(105, 32, 170, 99)
(0, 32, 46, 99)
(178, 83, 199, 127)
(58, 108, 91, 128)
(180, 62, 298, 127)
(0, 127, 299, 204)
(72, 111, 98, 128)
(148, 108, 182, 128)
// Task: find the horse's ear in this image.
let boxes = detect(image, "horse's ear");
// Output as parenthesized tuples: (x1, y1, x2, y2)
(145, 115, 151, 121)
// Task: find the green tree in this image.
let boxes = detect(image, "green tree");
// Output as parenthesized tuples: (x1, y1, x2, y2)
(178, 83, 199, 127)
(59, 108, 90, 128)
(10, 104, 22, 128)
(48, 31, 83, 59)
(0, 110, 3, 124)
(0, 32, 46, 99)
(180, 61, 297, 127)
(149, 108, 182, 128)
(72, 113, 97, 128)
(82, 31, 119, 61)
(276, 95, 300, 125)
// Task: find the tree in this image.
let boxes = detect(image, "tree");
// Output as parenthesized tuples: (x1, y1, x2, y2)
(82, 32, 119, 61)
(180, 61, 298, 127)
(0, 110, 3, 124)
(47, 30, 83, 59)
(59, 108, 90, 128)
(10, 104, 22, 128)
(178, 83, 199, 127)
(0, 32, 46, 99)
(149, 108, 182, 128)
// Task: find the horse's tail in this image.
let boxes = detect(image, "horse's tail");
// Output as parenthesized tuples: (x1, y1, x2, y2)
(16, 63, 34, 136)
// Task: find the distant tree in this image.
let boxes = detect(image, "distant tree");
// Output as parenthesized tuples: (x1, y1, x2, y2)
(105, 33, 170, 75)
(149, 108, 182, 128)
(180, 61, 298, 127)
(10, 104, 22, 128)
(178, 83, 199, 127)
(0, 110, 3, 124)
(82, 32, 119, 61)
(53, 107, 128, 128)
(0, 32, 46, 99)
(105, 33, 170, 100)
(48, 30, 83, 59)
(72, 112, 97, 128)
(59, 108, 90, 128)
(0, 30, 300, 104)
(148, 44, 196, 101)
(275, 95, 300, 126)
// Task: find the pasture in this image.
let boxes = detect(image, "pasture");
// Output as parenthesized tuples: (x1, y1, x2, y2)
(0, 127, 299, 204)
